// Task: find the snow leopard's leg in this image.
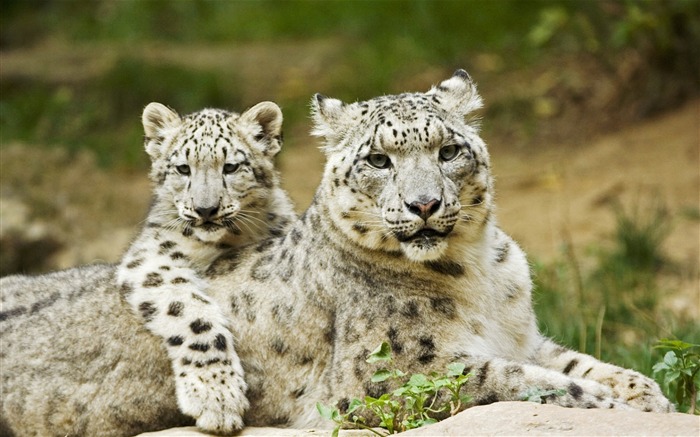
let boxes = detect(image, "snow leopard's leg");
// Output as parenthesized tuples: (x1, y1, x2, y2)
(420, 353, 631, 411)
(117, 235, 248, 434)
(529, 337, 672, 412)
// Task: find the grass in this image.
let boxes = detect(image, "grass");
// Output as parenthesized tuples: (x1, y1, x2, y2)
(0, 0, 555, 167)
(0, 56, 243, 167)
(2, 1, 698, 166)
(533, 199, 699, 410)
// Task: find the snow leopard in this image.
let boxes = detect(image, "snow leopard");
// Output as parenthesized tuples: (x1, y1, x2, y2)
(0, 71, 672, 437)
(1, 101, 296, 436)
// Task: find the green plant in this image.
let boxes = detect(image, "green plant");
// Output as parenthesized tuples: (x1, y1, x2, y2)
(316, 342, 471, 436)
(653, 339, 700, 414)
(520, 387, 567, 404)
(533, 199, 684, 371)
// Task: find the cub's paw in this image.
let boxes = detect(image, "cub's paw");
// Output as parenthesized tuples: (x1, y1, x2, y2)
(603, 368, 673, 413)
(174, 334, 249, 434)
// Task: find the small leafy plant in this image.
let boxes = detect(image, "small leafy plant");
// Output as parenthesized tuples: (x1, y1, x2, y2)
(520, 387, 567, 404)
(316, 342, 472, 436)
(653, 339, 700, 414)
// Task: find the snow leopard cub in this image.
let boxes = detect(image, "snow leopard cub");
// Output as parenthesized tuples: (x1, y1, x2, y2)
(116, 101, 295, 434)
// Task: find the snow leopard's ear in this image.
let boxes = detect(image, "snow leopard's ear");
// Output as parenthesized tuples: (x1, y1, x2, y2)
(311, 93, 362, 153)
(426, 69, 483, 117)
(239, 101, 283, 157)
(142, 102, 182, 159)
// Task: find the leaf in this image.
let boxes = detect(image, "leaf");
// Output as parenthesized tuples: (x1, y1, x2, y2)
(655, 339, 700, 351)
(408, 373, 429, 387)
(316, 402, 335, 421)
(367, 342, 392, 363)
(447, 362, 466, 377)
(372, 368, 393, 382)
(521, 387, 566, 403)
(433, 377, 451, 388)
(663, 351, 679, 367)
(378, 393, 392, 402)
(393, 386, 408, 397)
(652, 361, 669, 374)
(345, 398, 362, 415)
(664, 370, 680, 385)
(454, 374, 470, 385)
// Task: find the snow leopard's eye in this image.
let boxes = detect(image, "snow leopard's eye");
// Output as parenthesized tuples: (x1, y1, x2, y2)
(223, 163, 240, 175)
(367, 153, 391, 169)
(176, 164, 191, 175)
(438, 144, 460, 162)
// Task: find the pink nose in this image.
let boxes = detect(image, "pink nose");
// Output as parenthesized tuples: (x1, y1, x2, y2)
(406, 199, 441, 220)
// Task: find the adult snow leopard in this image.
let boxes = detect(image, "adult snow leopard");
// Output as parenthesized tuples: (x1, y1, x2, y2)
(0, 101, 295, 436)
(0, 71, 671, 437)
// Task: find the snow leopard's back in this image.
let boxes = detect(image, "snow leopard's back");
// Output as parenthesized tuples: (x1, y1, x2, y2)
(0, 264, 188, 436)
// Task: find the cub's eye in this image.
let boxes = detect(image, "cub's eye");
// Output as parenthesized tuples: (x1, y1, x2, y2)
(439, 144, 460, 161)
(253, 133, 265, 142)
(176, 164, 191, 175)
(223, 163, 240, 174)
(367, 153, 391, 169)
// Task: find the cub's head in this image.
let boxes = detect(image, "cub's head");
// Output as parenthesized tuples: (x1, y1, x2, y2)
(312, 70, 492, 262)
(142, 101, 283, 242)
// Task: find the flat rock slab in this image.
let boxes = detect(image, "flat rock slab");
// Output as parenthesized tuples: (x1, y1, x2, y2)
(138, 427, 371, 436)
(137, 402, 699, 436)
(400, 402, 698, 436)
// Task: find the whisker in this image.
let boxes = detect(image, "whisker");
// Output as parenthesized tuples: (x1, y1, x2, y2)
(230, 217, 256, 235)
(458, 196, 486, 208)
(347, 210, 383, 219)
(237, 210, 268, 226)
(235, 214, 265, 232)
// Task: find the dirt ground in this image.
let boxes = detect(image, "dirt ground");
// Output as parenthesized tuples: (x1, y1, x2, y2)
(1, 95, 698, 318)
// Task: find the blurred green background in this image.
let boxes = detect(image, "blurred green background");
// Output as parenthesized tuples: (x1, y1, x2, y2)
(2, 0, 698, 166)
(1, 0, 699, 412)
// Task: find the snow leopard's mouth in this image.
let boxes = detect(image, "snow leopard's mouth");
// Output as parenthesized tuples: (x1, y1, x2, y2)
(198, 222, 224, 232)
(395, 228, 451, 243)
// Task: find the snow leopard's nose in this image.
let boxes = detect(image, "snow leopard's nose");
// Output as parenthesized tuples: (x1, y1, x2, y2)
(406, 198, 441, 221)
(195, 205, 219, 221)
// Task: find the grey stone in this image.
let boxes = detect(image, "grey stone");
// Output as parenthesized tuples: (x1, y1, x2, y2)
(137, 402, 699, 436)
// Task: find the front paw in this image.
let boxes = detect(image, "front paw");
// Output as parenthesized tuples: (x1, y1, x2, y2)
(605, 369, 673, 413)
(544, 378, 632, 410)
(174, 343, 249, 434)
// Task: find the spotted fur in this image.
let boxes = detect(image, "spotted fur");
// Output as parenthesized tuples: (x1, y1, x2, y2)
(115, 101, 296, 434)
(0, 71, 671, 436)
(205, 70, 670, 426)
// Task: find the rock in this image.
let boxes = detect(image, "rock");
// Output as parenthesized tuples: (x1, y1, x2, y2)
(400, 402, 699, 436)
(137, 426, 375, 436)
(0, 196, 63, 275)
(136, 402, 699, 436)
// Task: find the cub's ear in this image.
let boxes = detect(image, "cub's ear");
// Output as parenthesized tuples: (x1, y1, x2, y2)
(240, 101, 283, 156)
(142, 102, 181, 159)
(427, 69, 483, 117)
(310, 93, 361, 152)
